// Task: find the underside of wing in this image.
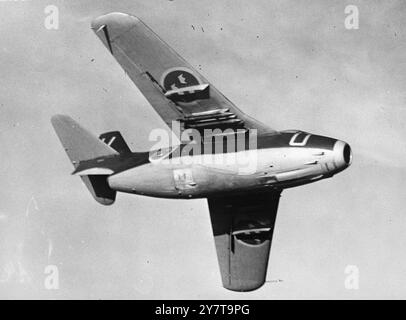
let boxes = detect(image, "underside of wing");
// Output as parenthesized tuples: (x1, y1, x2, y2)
(207, 191, 281, 291)
(91, 12, 275, 137)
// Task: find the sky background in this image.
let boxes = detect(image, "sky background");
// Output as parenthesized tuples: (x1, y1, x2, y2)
(0, 0, 405, 299)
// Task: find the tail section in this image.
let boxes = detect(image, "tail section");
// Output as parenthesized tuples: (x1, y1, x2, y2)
(80, 175, 116, 206)
(51, 115, 119, 205)
(51, 115, 118, 165)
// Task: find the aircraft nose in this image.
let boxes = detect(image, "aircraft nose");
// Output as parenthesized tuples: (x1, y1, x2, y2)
(333, 140, 352, 171)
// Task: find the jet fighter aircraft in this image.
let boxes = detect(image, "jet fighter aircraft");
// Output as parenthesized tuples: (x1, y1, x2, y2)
(51, 12, 352, 292)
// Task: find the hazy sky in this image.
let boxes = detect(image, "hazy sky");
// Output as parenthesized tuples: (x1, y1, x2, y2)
(0, 0, 405, 299)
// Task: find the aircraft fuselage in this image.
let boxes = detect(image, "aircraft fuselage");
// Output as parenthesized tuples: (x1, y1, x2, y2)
(101, 131, 352, 198)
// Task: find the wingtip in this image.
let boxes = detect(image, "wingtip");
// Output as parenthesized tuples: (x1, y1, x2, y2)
(51, 114, 70, 125)
(90, 12, 141, 32)
(222, 279, 266, 292)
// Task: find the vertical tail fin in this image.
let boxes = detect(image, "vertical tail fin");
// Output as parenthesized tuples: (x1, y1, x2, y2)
(51, 115, 119, 205)
(99, 131, 132, 155)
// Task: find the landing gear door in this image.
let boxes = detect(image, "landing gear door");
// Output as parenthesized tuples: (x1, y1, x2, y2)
(173, 168, 196, 190)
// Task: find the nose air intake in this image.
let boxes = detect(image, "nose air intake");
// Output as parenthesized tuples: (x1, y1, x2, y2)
(343, 143, 352, 165)
(333, 140, 352, 171)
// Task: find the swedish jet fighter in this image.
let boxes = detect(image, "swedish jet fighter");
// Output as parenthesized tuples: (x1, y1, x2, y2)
(52, 13, 352, 291)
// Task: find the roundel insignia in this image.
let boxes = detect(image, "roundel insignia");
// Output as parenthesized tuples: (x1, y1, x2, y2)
(161, 67, 201, 92)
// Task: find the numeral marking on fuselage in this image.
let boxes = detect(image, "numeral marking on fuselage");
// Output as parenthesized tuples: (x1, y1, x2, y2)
(289, 133, 311, 146)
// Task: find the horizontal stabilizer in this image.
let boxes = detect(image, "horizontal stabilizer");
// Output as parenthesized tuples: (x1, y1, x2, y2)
(73, 168, 114, 176)
(51, 114, 119, 165)
(51, 115, 118, 206)
(81, 175, 116, 205)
